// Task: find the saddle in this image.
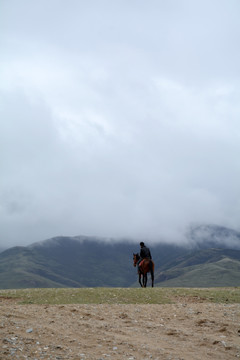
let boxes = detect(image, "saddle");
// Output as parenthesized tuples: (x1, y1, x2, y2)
(139, 259, 145, 267)
(139, 258, 151, 267)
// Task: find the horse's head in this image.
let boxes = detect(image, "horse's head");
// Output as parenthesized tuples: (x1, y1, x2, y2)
(133, 253, 140, 267)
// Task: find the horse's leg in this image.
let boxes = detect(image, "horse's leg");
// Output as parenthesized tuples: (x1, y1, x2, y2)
(151, 269, 154, 287)
(150, 262, 154, 287)
(142, 273, 147, 287)
(138, 273, 143, 287)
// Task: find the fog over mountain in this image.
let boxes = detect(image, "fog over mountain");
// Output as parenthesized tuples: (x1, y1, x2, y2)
(1, 228, 240, 289)
(1, 1, 240, 248)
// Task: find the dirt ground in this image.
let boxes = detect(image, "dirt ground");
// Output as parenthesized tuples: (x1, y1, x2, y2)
(0, 298, 240, 360)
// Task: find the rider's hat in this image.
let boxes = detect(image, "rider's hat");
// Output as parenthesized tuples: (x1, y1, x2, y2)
(140, 242, 144, 247)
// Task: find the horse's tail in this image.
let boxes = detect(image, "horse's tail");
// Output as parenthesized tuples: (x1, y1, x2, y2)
(150, 260, 154, 286)
(149, 260, 154, 273)
(150, 260, 155, 273)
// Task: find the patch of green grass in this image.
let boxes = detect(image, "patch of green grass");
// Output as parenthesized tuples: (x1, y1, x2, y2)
(167, 287, 240, 303)
(0, 288, 171, 305)
(0, 287, 239, 305)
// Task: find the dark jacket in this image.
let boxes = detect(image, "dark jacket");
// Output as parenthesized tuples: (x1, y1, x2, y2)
(140, 245, 152, 260)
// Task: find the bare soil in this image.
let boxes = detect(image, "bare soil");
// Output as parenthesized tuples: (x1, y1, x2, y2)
(0, 297, 240, 360)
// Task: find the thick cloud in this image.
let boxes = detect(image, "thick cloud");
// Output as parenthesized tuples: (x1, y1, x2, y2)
(1, 0, 240, 246)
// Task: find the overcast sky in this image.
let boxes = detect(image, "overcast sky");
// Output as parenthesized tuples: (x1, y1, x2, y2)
(1, 0, 240, 247)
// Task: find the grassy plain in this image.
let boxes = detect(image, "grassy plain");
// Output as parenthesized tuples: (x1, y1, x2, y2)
(0, 287, 239, 305)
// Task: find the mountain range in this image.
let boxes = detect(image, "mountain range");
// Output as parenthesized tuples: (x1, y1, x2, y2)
(0, 224, 240, 289)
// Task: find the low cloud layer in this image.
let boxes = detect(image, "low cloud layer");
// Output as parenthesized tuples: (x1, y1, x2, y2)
(1, 0, 240, 247)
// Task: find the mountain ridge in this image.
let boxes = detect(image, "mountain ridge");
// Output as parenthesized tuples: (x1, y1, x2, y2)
(1, 224, 240, 289)
(155, 248, 240, 287)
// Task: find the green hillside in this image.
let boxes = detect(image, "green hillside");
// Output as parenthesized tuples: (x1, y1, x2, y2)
(1, 234, 240, 289)
(0, 236, 189, 289)
(0, 240, 134, 289)
(0, 246, 82, 289)
(155, 249, 240, 287)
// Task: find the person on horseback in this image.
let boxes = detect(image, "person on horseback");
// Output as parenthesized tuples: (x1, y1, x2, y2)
(137, 242, 152, 272)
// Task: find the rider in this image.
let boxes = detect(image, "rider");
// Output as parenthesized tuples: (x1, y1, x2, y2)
(137, 242, 152, 272)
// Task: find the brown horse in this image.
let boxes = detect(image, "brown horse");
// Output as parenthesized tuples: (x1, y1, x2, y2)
(133, 253, 154, 287)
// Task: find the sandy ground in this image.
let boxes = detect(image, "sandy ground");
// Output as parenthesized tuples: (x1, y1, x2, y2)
(0, 298, 240, 360)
